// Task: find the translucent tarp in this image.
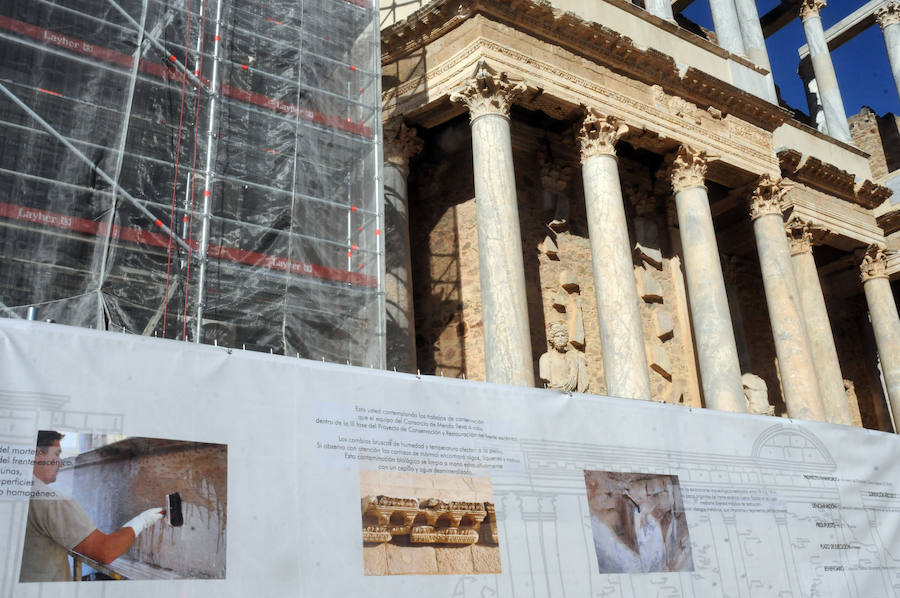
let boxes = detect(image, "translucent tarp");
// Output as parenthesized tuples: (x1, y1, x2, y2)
(0, 0, 384, 366)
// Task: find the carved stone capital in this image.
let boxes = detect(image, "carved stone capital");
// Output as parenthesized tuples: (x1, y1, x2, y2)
(785, 217, 820, 255)
(449, 62, 527, 121)
(384, 122, 423, 169)
(860, 245, 889, 282)
(799, 0, 826, 20)
(576, 109, 628, 162)
(668, 146, 707, 194)
(749, 175, 789, 221)
(876, 1, 900, 28)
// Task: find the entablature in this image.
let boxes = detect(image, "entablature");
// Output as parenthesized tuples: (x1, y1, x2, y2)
(382, 0, 790, 133)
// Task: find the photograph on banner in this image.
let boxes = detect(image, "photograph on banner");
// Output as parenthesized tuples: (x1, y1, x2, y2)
(19, 430, 227, 582)
(359, 469, 501, 575)
(584, 470, 694, 574)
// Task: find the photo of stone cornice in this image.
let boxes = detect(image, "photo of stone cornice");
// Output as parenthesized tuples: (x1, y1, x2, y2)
(360, 471, 500, 575)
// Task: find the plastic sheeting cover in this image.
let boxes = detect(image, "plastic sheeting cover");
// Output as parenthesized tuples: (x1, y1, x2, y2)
(0, 0, 383, 366)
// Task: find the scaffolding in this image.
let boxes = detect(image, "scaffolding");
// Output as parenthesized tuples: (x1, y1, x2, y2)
(0, 0, 384, 366)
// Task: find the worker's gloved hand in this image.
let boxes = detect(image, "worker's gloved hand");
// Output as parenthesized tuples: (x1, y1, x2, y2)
(124, 508, 165, 537)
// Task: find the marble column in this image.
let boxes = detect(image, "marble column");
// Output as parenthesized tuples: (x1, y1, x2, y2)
(383, 121, 423, 373)
(800, 0, 852, 143)
(732, 0, 778, 102)
(798, 57, 828, 134)
(645, 0, 675, 21)
(861, 246, 900, 432)
(576, 110, 652, 401)
(786, 219, 852, 425)
(669, 147, 746, 412)
(708, 0, 747, 56)
(749, 178, 825, 421)
(876, 1, 900, 103)
(450, 63, 534, 387)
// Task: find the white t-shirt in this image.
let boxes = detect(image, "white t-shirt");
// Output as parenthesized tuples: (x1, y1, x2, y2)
(19, 477, 96, 582)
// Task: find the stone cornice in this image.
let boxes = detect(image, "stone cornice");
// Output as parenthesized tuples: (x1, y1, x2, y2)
(449, 61, 527, 120)
(876, 1, 900, 28)
(860, 245, 889, 282)
(381, 0, 792, 132)
(577, 109, 628, 162)
(669, 146, 708, 194)
(876, 208, 900, 236)
(777, 149, 891, 209)
(361, 495, 498, 545)
(749, 175, 789, 221)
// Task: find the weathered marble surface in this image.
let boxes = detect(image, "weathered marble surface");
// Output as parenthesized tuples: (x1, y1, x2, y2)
(751, 203, 825, 421)
(801, 2, 852, 142)
(671, 149, 745, 412)
(579, 112, 652, 401)
(788, 221, 852, 425)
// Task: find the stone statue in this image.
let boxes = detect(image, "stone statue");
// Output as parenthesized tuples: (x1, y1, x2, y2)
(539, 322, 589, 392)
(742, 373, 773, 415)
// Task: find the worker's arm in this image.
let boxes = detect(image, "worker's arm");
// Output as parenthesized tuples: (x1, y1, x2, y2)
(72, 508, 164, 565)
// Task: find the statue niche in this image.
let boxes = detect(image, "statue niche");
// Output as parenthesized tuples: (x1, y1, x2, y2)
(539, 321, 589, 393)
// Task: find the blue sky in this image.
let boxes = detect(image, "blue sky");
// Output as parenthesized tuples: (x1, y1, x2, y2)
(681, 0, 900, 119)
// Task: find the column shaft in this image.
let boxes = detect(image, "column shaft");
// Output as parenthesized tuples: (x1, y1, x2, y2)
(733, 0, 778, 102)
(788, 224, 852, 424)
(801, 1, 852, 143)
(578, 112, 652, 400)
(877, 3, 900, 103)
(798, 57, 828, 134)
(644, 0, 675, 21)
(862, 248, 900, 432)
(383, 161, 416, 372)
(451, 65, 534, 386)
(470, 114, 534, 386)
(708, 0, 747, 56)
(750, 183, 824, 421)
(383, 123, 422, 373)
(671, 149, 746, 412)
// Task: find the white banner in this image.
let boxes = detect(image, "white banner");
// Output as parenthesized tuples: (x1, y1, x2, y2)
(1, 319, 899, 597)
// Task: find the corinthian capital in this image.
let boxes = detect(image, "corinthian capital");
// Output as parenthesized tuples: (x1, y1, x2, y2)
(876, 1, 900, 28)
(384, 121, 423, 169)
(860, 245, 889, 282)
(799, 0, 826, 20)
(749, 175, 789, 221)
(449, 62, 527, 121)
(669, 146, 707, 194)
(576, 109, 628, 162)
(785, 216, 825, 256)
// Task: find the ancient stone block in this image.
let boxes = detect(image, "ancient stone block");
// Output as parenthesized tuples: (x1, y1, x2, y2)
(650, 343, 672, 381)
(435, 546, 475, 574)
(541, 235, 559, 258)
(560, 269, 579, 292)
(635, 242, 663, 270)
(553, 290, 568, 312)
(640, 267, 664, 303)
(568, 297, 586, 349)
(655, 310, 674, 341)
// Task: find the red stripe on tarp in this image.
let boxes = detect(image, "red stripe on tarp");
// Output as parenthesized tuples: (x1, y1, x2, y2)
(0, 202, 376, 287)
(0, 16, 373, 137)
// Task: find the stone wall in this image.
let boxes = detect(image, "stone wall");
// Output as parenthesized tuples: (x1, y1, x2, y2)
(849, 107, 900, 182)
(70, 437, 227, 578)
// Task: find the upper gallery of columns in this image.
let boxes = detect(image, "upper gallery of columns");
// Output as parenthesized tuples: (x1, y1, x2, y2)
(380, 0, 891, 217)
